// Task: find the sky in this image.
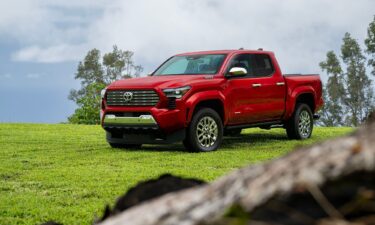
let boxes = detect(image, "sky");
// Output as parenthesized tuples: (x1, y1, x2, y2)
(0, 0, 374, 123)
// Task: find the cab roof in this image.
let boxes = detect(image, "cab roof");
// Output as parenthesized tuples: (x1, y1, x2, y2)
(175, 49, 274, 56)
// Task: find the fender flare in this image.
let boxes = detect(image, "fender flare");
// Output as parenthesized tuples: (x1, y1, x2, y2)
(185, 90, 227, 125)
(284, 86, 316, 119)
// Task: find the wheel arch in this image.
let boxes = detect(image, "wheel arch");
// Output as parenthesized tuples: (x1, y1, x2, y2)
(284, 86, 316, 120)
(193, 99, 224, 122)
(295, 93, 315, 112)
(185, 91, 226, 125)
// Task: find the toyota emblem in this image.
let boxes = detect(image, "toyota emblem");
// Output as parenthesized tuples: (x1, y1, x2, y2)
(123, 92, 133, 102)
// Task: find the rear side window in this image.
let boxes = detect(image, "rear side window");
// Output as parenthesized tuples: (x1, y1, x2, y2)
(251, 54, 274, 77)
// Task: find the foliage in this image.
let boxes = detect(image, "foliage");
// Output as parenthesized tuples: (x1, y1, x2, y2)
(319, 51, 345, 126)
(103, 46, 143, 82)
(68, 83, 106, 124)
(0, 124, 352, 225)
(68, 46, 143, 124)
(341, 33, 374, 126)
(320, 32, 375, 126)
(365, 15, 375, 76)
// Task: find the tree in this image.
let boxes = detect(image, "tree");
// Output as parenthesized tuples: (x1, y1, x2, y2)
(320, 33, 374, 127)
(341, 33, 374, 126)
(68, 82, 106, 124)
(319, 51, 345, 126)
(68, 46, 143, 124)
(103, 46, 143, 82)
(69, 49, 104, 105)
(365, 15, 375, 76)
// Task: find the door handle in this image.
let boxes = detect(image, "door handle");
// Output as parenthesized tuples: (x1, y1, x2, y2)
(252, 83, 262, 87)
(276, 82, 285, 86)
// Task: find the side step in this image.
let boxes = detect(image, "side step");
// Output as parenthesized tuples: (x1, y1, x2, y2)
(226, 120, 283, 130)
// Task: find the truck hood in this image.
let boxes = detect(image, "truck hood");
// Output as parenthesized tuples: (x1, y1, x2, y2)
(108, 75, 220, 90)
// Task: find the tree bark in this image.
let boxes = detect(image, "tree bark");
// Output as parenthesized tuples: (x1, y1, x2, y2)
(98, 118, 375, 225)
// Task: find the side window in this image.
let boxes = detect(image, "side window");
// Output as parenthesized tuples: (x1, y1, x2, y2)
(226, 54, 253, 76)
(251, 54, 274, 77)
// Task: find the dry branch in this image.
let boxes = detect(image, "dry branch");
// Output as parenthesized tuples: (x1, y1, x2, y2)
(99, 117, 375, 225)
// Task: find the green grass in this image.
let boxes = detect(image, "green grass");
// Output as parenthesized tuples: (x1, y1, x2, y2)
(0, 124, 352, 225)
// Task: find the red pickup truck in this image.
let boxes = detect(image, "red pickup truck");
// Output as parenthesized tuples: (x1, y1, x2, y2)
(101, 49, 323, 152)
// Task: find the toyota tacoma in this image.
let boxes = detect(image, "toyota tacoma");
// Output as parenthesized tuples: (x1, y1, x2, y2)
(100, 49, 323, 152)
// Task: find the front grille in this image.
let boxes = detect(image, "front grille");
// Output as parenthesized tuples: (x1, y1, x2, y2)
(106, 90, 159, 106)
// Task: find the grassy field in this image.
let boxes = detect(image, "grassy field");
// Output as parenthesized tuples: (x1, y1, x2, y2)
(0, 124, 352, 225)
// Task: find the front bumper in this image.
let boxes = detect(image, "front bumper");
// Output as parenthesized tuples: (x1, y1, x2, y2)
(102, 108, 187, 144)
(102, 105, 186, 133)
(103, 114, 158, 126)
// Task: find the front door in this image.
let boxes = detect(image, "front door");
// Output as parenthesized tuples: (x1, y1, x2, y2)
(226, 53, 286, 125)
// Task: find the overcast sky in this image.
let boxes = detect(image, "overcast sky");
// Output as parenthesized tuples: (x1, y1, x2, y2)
(0, 0, 374, 123)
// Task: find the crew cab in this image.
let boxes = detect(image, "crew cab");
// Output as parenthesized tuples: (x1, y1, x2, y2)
(100, 49, 323, 152)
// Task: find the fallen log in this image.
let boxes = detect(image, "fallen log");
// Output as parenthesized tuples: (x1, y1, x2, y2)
(99, 116, 375, 225)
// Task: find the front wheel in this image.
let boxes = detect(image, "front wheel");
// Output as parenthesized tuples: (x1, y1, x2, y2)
(184, 108, 223, 152)
(286, 103, 313, 139)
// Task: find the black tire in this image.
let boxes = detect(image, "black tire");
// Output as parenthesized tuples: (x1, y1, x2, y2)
(184, 108, 223, 152)
(109, 143, 142, 149)
(286, 103, 313, 140)
(224, 128, 242, 136)
(182, 139, 192, 150)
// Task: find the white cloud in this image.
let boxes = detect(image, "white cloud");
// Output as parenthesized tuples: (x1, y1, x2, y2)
(2, 0, 375, 75)
(88, 0, 375, 74)
(12, 44, 87, 63)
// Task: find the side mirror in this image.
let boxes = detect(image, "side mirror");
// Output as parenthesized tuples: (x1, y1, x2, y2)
(228, 67, 247, 77)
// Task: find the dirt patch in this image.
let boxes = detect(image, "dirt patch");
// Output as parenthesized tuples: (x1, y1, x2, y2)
(98, 174, 206, 222)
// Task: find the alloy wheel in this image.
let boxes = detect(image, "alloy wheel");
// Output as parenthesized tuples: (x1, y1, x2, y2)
(196, 116, 218, 148)
(298, 110, 311, 138)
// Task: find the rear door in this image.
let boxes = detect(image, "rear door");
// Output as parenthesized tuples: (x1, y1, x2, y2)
(246, 53, 286, 122)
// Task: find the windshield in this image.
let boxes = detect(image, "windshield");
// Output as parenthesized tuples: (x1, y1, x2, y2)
(153, 54, 226, 75)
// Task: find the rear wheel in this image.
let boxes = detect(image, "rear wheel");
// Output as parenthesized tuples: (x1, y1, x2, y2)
(109, 143, 142, 149)
(286, 103, 313, 139)
(184, 108, 223, 152)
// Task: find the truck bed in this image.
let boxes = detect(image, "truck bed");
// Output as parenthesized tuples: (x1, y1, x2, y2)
(283, 74, 321, 84)
(283, 74, 320, 77)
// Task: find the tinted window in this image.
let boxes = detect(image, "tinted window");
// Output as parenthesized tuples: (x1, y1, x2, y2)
(226, 54, 253, 76)
(252, 54, 274, 77)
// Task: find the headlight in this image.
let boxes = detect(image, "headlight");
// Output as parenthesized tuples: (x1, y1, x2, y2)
(163, 86, 191, 99)
(101, 88, 107, 99)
